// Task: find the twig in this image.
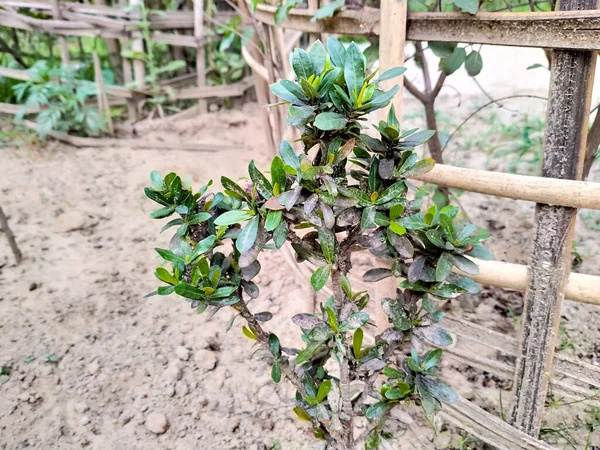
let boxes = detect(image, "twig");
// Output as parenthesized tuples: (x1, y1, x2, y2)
(0, 35, 28, 68)
(403, 78, 428, 104)
(441, 95, 547, 153)
(0, 205, 22, 265)
(472, 77, 518, 113)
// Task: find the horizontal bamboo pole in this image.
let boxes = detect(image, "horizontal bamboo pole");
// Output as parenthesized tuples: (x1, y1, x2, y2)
(456, 258, 600, 306)
(249, 2, 600, 51)
(410, 164, 600, 210)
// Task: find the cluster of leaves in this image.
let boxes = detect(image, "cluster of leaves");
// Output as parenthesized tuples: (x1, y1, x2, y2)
(205, 16, 251, 86)
(13, 61, 102, 138)
(270, 0, 346, 26)
(428, 42, 483, 76)
(145, 38, 489, 449)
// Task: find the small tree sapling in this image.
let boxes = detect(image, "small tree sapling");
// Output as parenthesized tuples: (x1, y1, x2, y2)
(144, 38, 490, 449)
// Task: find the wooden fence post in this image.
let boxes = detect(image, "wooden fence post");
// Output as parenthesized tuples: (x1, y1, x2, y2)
(194, 0, 207, 113)
(374, 0, 408, 330)
(130, 0, 146, 90)
(51, 0, 70, 65)
(119, 0, 138, 122)
(510, 0, 598, 436)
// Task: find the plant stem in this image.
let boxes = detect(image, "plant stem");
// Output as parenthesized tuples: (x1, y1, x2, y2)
(0, 205, 22, 265)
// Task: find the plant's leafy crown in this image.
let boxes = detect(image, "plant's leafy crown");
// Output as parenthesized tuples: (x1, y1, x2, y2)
(144, 39, 490, 448)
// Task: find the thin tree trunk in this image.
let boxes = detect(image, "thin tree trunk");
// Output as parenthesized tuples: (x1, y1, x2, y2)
(424, 100, 444, 163)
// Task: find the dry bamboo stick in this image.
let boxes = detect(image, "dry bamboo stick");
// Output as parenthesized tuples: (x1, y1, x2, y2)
(129, 0, 145, 90)
(93, 52, 114, 136)
(410, 164, 600, 210)
(51, 0, 70, 64)
(193, 0, 207, 114)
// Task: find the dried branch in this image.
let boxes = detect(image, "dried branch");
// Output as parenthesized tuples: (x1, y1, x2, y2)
(0, 205, 22, 265)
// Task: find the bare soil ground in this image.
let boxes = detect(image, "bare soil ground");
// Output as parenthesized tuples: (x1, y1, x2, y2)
(1, 96, 599, 450)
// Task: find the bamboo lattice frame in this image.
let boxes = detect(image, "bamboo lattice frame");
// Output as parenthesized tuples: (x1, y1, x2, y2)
(240, 1, 600, 449)
(1, 0, 600, 447)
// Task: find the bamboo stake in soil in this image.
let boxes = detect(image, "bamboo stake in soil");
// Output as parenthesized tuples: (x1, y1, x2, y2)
(510, 0, 598, 436)
(194, 0, 207, 113)
(0, 206, 22, 265)
(93, 52, 115, 136)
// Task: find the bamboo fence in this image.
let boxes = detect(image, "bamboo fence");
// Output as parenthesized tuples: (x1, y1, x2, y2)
(0, 0, 253, 121)
(240, 1, 600, 448)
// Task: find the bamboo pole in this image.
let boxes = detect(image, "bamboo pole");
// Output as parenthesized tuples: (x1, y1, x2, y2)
(93, 52, 114, 136)
(129, 0, 146, 90)
(193, 0, 207, 113)
(410, 164, 600, 211)
(454, 259, 600, 306)
(510, 0, 599, 436)
(377, 0, 406, 122)
(373, 0, 408, 331)
(51, 0, 70, 65)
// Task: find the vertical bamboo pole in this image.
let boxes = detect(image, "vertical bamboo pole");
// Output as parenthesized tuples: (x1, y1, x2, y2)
(120, 0, 137, 122)
(93, 52, 115, 136)
(130, 0, 146, 90)
(510, 0, 598, 436)
(194, 0, 207, 113)
(378, 0, 407, 122)
(374, 0, 408, 330)
(95, 0, 124, 84)
(51, 0, 70, 65)
(307, 0, 319, 44)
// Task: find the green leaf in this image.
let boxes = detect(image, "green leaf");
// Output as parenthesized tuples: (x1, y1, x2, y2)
(383, 366, 402, 379)
(311, 0, 345, 21)
(308, 40, 327, 74)
(249, 160, 273, 199)
(293, 406, 312, 421)
(271, 360, 282, 383)
(242, 325, 258, 340)
(375, 182, 405, 205)
(191, 235, 216, 260)
(435, 252, 454, 282)
(452, 254, 479, 275)
(310, 265, 331, 291)
(428, 41, 456, 58)
(451, 0, 479, 14)
(144, 187, 170, 207)
(413, 326, 453, 347)
(327, 37, 346, 67)
(150, 206, 175, 219)
(385, 388, 406, 400)
(296, 340, 325, 364)
(221, 176, 248, 200)
(439, 213, 455, 240)
(269, 333, 281, 357)
(274, 0, 302, 26)
(375, 67, 406, 83)
(316, 379, 332, 402)
(340, 312, 369, 332)
(361, 206, 377, 230)
(160, 218, 183, 233)
(314, 112, 347, 130)
(353, 328, 363, 359)
(271, 156, 287, 194)
(465, 51, 483, 76)
(344, 42, 365, 99)
(292, 48, 315, 80)
(423, 348, 442, 370)
(318, 227, 336, 264)
(365, 401, 391, 420)
(442, 47, 467, 75)
(402, 158, 435, 177)
(155, 267, 178, 285)
(365, 430, 381, 450)
(174, 282, 206, 300)
(317, 67, 341, 98)
(150, 171, 165, 190)
(280, 140, 300, 171)
(236, 215, 260, 253)
(270, 80, 304, 105)
(214, 210, 253, 226)
(265, 210, 283, 232)
(402, 130, 436, 147)
(155, 248, 185, 264)
(273, 220, 288, 248)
